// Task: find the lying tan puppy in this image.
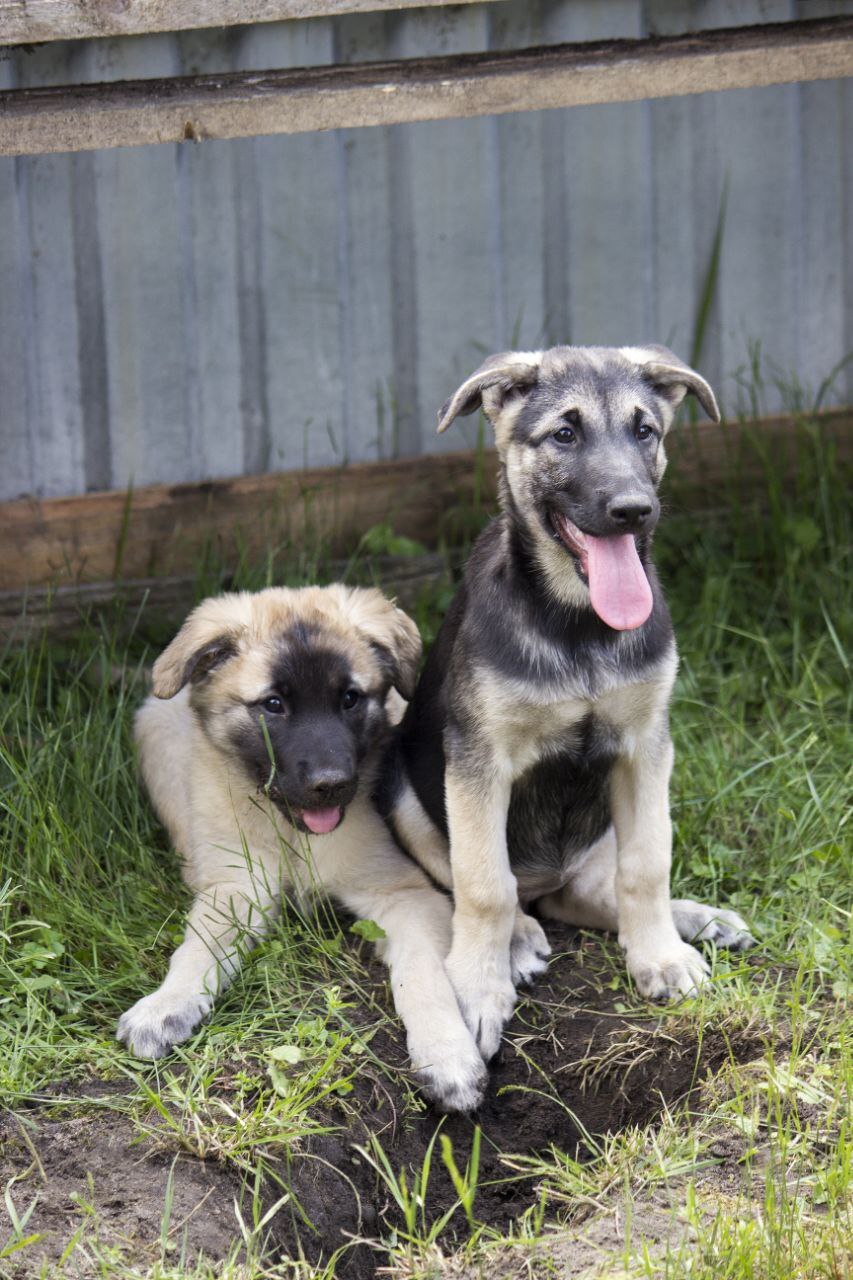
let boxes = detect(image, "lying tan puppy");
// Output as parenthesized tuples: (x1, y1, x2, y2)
(118, 585, 486, 1111)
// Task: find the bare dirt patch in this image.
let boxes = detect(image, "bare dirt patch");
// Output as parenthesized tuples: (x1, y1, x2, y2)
(1, 927, 764, 1278)
(0, 1105, 242, 1277)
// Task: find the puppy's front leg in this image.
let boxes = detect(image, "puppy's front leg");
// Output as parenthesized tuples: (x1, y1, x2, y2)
(318, 819, 487, 1112)
(341, 880, 487, 1112)
(118, 865, 279, 1058)
(444, 759, 518, 1061)
(611, 734, 709, 1000)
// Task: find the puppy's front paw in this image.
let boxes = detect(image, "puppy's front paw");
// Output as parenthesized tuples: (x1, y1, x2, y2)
(671, 899, 756, 951)
(117, 989, 212, 1059)
(445, 953, 516, 1063)
(410, 1032, 488, 1113)
(510, 912, 552, 986)
(626, 940, 710, 1001)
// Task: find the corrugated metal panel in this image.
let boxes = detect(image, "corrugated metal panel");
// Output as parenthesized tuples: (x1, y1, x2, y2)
(1, 0, 851, 501)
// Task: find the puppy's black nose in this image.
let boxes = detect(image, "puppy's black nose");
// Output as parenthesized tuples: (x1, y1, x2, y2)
(305, 768, 355, 804)
(607, 496, 654, 531)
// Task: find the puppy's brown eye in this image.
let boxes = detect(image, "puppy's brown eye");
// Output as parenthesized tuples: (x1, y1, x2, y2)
(554, 409, 580, 444)
(635, 422, 653, 441)
(261, 696, 284, 714)
(342, 689, 360, 711)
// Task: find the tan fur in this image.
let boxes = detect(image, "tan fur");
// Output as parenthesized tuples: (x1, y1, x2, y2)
(119, 585, 486, 1112)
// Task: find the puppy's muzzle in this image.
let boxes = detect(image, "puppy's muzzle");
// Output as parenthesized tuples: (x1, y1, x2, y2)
(607, 492, 658, 533)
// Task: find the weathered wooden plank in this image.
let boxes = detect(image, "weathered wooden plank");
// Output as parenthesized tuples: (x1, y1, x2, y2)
(20, 152, 88, 496)
(644, 0, 702, 357)
(798, 78, 846, 408)
(548, 1, 653, 347)
(0, 412, 848, 594)
(166, 30, 244, 482)
(4, 43, 87, 496)
(388, 4, 497, 461)
(1, 17, 850, 157)
(0, 449, 488, 592)
(333, 13, 397, 465)
(707, 3, 796, 417)
(71, 35, 196, 491)
(717, 84, 797, 416)
(488, 0, 547, 353)
(0, 1, 502, 46)
(0, 157, 33, 499)
(249, 21, 346, 473)
(0, 553, 453, 642)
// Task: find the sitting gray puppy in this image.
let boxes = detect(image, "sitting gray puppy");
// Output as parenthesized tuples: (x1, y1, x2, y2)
(379, 345, 754, 1079)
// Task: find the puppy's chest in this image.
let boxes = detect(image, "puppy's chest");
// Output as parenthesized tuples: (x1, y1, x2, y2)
(478, 670, 665, 779)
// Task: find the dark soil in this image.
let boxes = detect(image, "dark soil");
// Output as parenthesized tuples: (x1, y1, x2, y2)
(0, 927, 764, 1278)
(0, 1107, 242, 1278)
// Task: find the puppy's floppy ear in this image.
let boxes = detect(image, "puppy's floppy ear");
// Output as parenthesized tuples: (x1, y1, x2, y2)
(340, 587, 423, 700)
(437, 351, 541, 434)
(151, 595, 246, 699)
(622, 344, 720, 423)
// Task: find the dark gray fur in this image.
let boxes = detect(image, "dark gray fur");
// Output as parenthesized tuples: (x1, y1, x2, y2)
(380, 344, 717, 897)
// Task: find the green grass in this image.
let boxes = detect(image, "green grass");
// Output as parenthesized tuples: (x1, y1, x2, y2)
(0, 403, 850, 1278)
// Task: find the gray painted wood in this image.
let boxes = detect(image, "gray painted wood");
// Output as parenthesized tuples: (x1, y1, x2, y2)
(798, 78, 846, 409)
(5, 18, 851, 158)
(388, 4, 497, 458)
(0, 160, 34, 499)
(0, 0, 505, 44)
(1, 0, 851, 502)
(176, 32, 245, 482)
(545, 2, 654, 349)
(334, 14, 398, 464)
(248, 22, 346, 473)
(488, 1, 547, 353)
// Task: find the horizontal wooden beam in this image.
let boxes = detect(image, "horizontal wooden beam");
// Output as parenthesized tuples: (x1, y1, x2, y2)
(1, 412, 848, 603)
(0, 448, 489, 593)
(1, 17, 850, 157)
(0, 1, 500, 46)
(0, 554, 452, 641)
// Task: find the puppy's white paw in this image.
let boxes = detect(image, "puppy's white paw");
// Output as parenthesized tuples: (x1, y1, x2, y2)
(410, 1032, 488, 1113)
(672, 899, 756, 951)
(445, 953, 516, 1063)
(510, 912, 552, 986)
(117, 989, 212, 1058)
(626, 939, 710, 1001)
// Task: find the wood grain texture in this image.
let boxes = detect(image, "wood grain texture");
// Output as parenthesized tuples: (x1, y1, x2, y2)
(0, 449, 488, 592)
(1, 17, 851, 157)
(0, 1, 500, 45)
(1, 412, 848, 595)
(2, 4, 852, 511)
(0, 554, 450, 641)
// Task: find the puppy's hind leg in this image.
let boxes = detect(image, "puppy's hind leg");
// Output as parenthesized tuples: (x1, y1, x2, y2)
(670, 899, 755, 951)
(537, 830, 621, 932)
(118, 854, 280, 1059)
(510, 906, 552, 986)
(538, 830, 755, 951)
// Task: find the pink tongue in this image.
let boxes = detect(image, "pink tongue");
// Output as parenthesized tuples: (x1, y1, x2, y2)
(300, 806, 342, 835)
(585, 534, 653, 631)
